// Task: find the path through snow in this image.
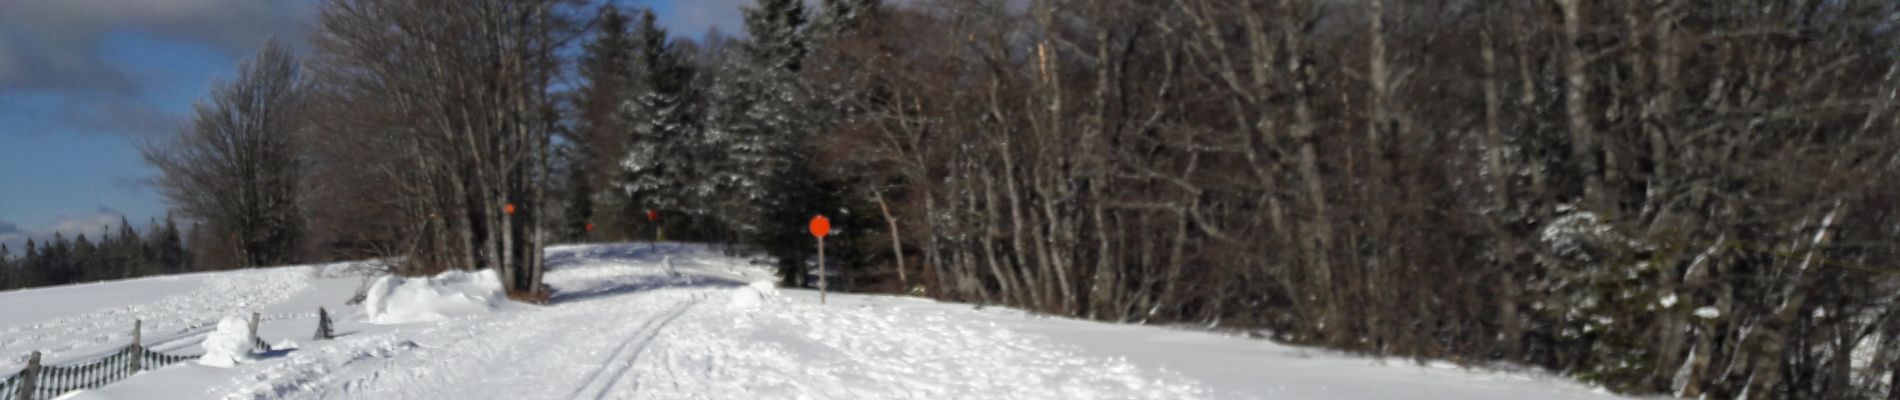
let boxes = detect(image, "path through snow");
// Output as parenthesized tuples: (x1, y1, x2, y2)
(10, 244, 1631, 399)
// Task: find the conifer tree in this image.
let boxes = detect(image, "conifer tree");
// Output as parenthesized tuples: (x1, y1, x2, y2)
(0, 243, 12, 289)
(704, 0, 825, 284)
(568, 5, 638, 242)
(157, 216, 189, 273)
(619, 9, 705, 220)
(21, 239, 38, 287)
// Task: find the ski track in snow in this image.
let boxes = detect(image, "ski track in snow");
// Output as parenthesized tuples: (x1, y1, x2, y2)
(210, 248, 1209, 400)
(0, 267, 311, 372)
(19, 245, 1624, 399)
(568, 295, 705, 399)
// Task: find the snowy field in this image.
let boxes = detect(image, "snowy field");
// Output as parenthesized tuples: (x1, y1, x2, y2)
(0, 243, 1632, 399)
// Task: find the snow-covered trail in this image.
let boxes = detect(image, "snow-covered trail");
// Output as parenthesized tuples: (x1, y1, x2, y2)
(25, 243, 1634, 399)
(207, 245, 1205, 399)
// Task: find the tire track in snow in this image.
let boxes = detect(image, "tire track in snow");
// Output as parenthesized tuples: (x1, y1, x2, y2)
(567, 294, 705, 400)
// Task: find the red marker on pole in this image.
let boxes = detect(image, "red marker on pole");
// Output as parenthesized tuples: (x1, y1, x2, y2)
(647, 210, 663, 245)
(810, 215, 831, 305)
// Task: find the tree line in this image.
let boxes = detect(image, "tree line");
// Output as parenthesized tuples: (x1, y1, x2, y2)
(0, 217, 192, 291)
(136, 0, 1900, 397)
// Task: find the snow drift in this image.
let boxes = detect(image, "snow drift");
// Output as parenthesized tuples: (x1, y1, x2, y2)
(198, 316, 258, 368)
(362, 269, 504, 325)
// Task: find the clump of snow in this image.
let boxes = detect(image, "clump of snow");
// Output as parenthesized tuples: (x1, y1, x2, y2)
(728, 280, 778, 310)
(1659, 293, 1679, 308)
(362, 269, 504, 325)
(198, 316, 258, 368)
(1694, 306, 1722, 319)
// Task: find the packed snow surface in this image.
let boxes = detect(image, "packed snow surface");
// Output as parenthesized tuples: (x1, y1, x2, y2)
(0, 243, 1633, 399)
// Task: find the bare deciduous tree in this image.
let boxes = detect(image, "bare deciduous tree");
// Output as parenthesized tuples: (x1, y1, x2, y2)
(143, 39, 308, 269)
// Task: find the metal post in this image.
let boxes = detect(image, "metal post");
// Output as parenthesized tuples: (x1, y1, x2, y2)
(15, 351, 37, 400)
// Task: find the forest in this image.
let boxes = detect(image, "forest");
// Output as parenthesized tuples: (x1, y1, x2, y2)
(97, 0, 1900, 398)
(0, 217, 192, 290)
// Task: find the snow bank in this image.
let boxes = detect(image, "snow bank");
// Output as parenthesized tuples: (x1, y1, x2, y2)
(362, 269, 504, 325)
(727, 280, 779, 310)
(198, 316, 257, 368)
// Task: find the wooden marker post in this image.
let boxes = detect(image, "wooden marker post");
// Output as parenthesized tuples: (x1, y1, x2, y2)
(647, 210, 661, 250)
(810, 215, 832, 305)
(17, 351, 40, 400)
(129, 320, 143, 374)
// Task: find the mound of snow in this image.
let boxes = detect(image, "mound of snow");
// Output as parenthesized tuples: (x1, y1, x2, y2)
(727, 280, 779, 310)
(198, 316, 257, 368)
(362, 269, 504, 325)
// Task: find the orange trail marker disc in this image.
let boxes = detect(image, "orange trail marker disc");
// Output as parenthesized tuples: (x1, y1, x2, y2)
(809, 215, 831, 238)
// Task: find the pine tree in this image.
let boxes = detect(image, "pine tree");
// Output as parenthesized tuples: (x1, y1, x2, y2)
(74, 233, 98, 282)
(157, 216, 189, 273)
(569, 5, 639, 242)
(813, 0, 881, 39)
(115, 217, 145, 278)
(706, 0, 833, 285)
(44, 233, 75, 285)
(710, 0, 812, 225)
(20, 239, 39, 287)
(559, 145, 597, 242)
(0, 243, 12, 290)
(618, 9, 704, 219)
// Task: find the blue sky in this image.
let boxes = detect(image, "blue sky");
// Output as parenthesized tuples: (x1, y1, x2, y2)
(0, 0, 756, 251)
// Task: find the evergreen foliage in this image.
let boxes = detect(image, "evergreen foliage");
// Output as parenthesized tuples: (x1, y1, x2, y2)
(0, 219, 194, 291)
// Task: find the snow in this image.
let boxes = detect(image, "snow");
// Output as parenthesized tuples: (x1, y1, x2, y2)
(727, 280, 776, 310)
(361, 269, 506, 325)
(0, 267, 310, 374)
(1694, 306, 1722, 319)
(197, 316, 258, 368)
(1659, 293, 1679, 308)
(0, 243, 1633, 399)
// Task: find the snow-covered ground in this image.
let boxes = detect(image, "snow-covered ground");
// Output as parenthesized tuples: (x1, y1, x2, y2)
(0, 243, 1633, 399)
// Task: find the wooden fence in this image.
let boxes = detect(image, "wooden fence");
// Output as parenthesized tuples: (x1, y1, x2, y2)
(2, 308, 333, 400)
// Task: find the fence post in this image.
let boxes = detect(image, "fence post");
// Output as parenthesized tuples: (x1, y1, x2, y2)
(14, 351, 38, 400)
(248, 312, 266, 352)
(314, 308, 333, 341)
(128, 320, 143, 374)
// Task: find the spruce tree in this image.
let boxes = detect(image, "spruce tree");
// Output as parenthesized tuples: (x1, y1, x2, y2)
(707, 0, 835, 285)
(619, 9, 704, 220)
(45, 233, 74, 285)
(569, 5, 638, 241)
(158, 216, 189, 273)
(813, 0, 881, 39)
(20, 239, 38, 287)
(115, 217, 144, 278)
(559, 146, 597, 242)
(74, 233, 97, 282)
(0, 243, 12, 289)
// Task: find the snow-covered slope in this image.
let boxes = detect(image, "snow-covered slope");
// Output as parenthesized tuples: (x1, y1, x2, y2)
(0, 243, 1631, 399)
